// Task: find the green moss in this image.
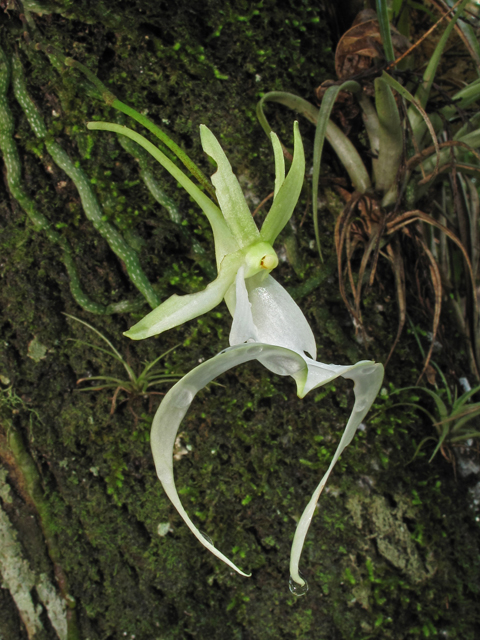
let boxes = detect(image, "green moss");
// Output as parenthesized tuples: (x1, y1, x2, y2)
(0, 1, 479, 639)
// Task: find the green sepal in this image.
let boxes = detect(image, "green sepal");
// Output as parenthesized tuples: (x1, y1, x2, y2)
(200, 125, 260, 248)
(124, 250, 244, 340)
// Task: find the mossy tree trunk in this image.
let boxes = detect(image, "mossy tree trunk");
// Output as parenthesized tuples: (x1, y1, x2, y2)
(0, 1, 479, 639)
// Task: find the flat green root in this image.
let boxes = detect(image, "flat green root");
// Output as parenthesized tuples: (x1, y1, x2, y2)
(10, 51, 161, 311)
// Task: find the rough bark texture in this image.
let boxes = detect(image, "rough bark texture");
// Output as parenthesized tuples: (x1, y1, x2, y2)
(0, 1, 479, 639)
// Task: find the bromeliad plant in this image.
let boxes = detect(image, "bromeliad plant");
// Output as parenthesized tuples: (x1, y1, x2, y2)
(87, 117, 384, 593)
(381, 367, 480, 465)
(398, 376, 480, 464)
(256, 0, 480, 378)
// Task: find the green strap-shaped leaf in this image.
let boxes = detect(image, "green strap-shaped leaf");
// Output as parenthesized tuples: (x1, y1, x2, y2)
(256, 91, 371, 193)
(374, 77, 403, 198)
(376, 0, 395, 63)
(428, 421, 451, 461)
(409, 0, 470, 139)
(381, 72, 441, 185)
(443, 0, 480, 70)
(392, 386, 449, 421)
(452, 383, 480, 413)
(358, 93, 380, 160)
(442, 82, 480, 119)
(450, 430, 480, 443)
(451, 407, 480, 433)
(311, 81, 362, 260)
(418, 131, 480, 176)
(257, 91, 319, 133)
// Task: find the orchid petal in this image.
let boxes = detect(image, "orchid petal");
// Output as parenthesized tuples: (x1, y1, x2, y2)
(150, 342, 308, 577)
(229, 265, 257, 345)
(260, 121, 305, 245)
(300, 361, 359, 397)
(124, 251, 244, 340)
(228, 267, 317, 373)
(228, 268, 312, 378)
(271, 131, 285, 198)
(289, 360, 384, 587)
(244, 272, 317, 359)
(200, 125, 260, 247)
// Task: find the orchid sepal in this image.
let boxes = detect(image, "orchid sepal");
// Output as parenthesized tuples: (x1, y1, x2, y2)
(229, 267, 317, 361)
(200, 124, 260, 248)
(271, 131, 285, 198)
(124, 250, 244, 340)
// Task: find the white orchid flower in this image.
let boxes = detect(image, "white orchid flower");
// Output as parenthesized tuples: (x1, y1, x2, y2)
(88, 118, 384, 592)
(151, 265, 383, 591)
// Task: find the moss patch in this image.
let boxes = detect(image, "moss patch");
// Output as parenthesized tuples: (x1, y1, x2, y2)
(0, 1, 479, 639)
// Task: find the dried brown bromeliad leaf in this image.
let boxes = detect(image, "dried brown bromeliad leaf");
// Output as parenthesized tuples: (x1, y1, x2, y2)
(334, 9, 410, 80)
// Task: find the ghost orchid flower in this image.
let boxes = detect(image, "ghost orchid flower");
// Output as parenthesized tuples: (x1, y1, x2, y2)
(87, 118, 384, 592)
(151, 264, 383, 591)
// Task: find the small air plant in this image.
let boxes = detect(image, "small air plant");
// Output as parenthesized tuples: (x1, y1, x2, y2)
(391, 373, 480, 465)
(87, 112, 384, 594)
(388, 322, 480, 465)
(65, 314, 180, 416)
